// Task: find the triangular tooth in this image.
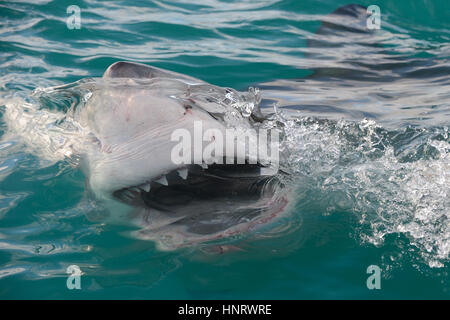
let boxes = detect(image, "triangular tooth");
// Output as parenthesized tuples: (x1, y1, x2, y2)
(260, 167, 278, 176)
(123, 190, 134, 200)
(155, 176, 168, 186)
(177, 168, 188, 180)
(141, 183, 151, 192)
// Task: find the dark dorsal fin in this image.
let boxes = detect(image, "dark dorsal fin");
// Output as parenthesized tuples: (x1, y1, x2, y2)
(307, 4, 372, 49)
(103, 61, 204, 84)
(305, 4, 385, 80)
(317, 4, 370, 35)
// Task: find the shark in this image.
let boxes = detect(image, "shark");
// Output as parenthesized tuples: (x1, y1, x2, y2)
(0, 60, 288, 250)
(75, 61, 288, 250)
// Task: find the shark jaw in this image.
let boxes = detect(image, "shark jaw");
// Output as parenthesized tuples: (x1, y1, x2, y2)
(106, 152, 287, 250)
(113, 162, 279, 212)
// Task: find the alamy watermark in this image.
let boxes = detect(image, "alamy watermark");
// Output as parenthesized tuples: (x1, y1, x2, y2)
(170, 121, 280, 170)
(66, 264, 82, 290)
(366, 5, 381, 30)
(366, 265, 381, 290)
(66, 5, 81, 30)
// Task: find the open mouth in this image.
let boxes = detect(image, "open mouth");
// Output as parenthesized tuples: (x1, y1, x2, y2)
(114, 160, 288, 246)
(112, 161, 282, 214)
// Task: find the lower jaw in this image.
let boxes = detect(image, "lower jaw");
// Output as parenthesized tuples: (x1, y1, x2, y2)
(128, 194, 290, 251)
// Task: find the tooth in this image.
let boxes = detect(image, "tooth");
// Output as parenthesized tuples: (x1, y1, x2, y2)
(178, 169, 188, 180)
(141, 183, 151, 192)
(260, 167, 278, 176)
(155, 176, 168, 186)
(123, 190, 134, 200)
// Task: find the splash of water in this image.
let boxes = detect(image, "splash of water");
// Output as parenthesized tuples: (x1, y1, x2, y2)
(1, 78, 449, 269)
(271, 108, 449, 269)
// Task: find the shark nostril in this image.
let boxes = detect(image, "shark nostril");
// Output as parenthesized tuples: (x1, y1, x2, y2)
(183, 103, 193, 115)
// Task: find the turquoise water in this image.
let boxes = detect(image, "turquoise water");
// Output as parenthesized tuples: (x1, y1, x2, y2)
(0, 0, 449, 299)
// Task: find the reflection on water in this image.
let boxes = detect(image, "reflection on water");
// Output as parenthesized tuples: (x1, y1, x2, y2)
(0, 0, 449, 298)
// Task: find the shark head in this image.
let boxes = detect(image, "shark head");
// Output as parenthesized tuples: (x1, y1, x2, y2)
(71, 62, 288, 249)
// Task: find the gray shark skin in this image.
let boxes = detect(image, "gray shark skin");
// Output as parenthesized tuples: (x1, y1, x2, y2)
(72, 61, 288, 250)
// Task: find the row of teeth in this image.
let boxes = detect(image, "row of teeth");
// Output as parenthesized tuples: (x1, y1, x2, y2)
(131, 168, 189, 193)
(126, 164, 278, 196)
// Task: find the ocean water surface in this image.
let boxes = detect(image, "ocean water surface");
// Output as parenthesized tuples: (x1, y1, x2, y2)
(0, 0, 449, 299)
